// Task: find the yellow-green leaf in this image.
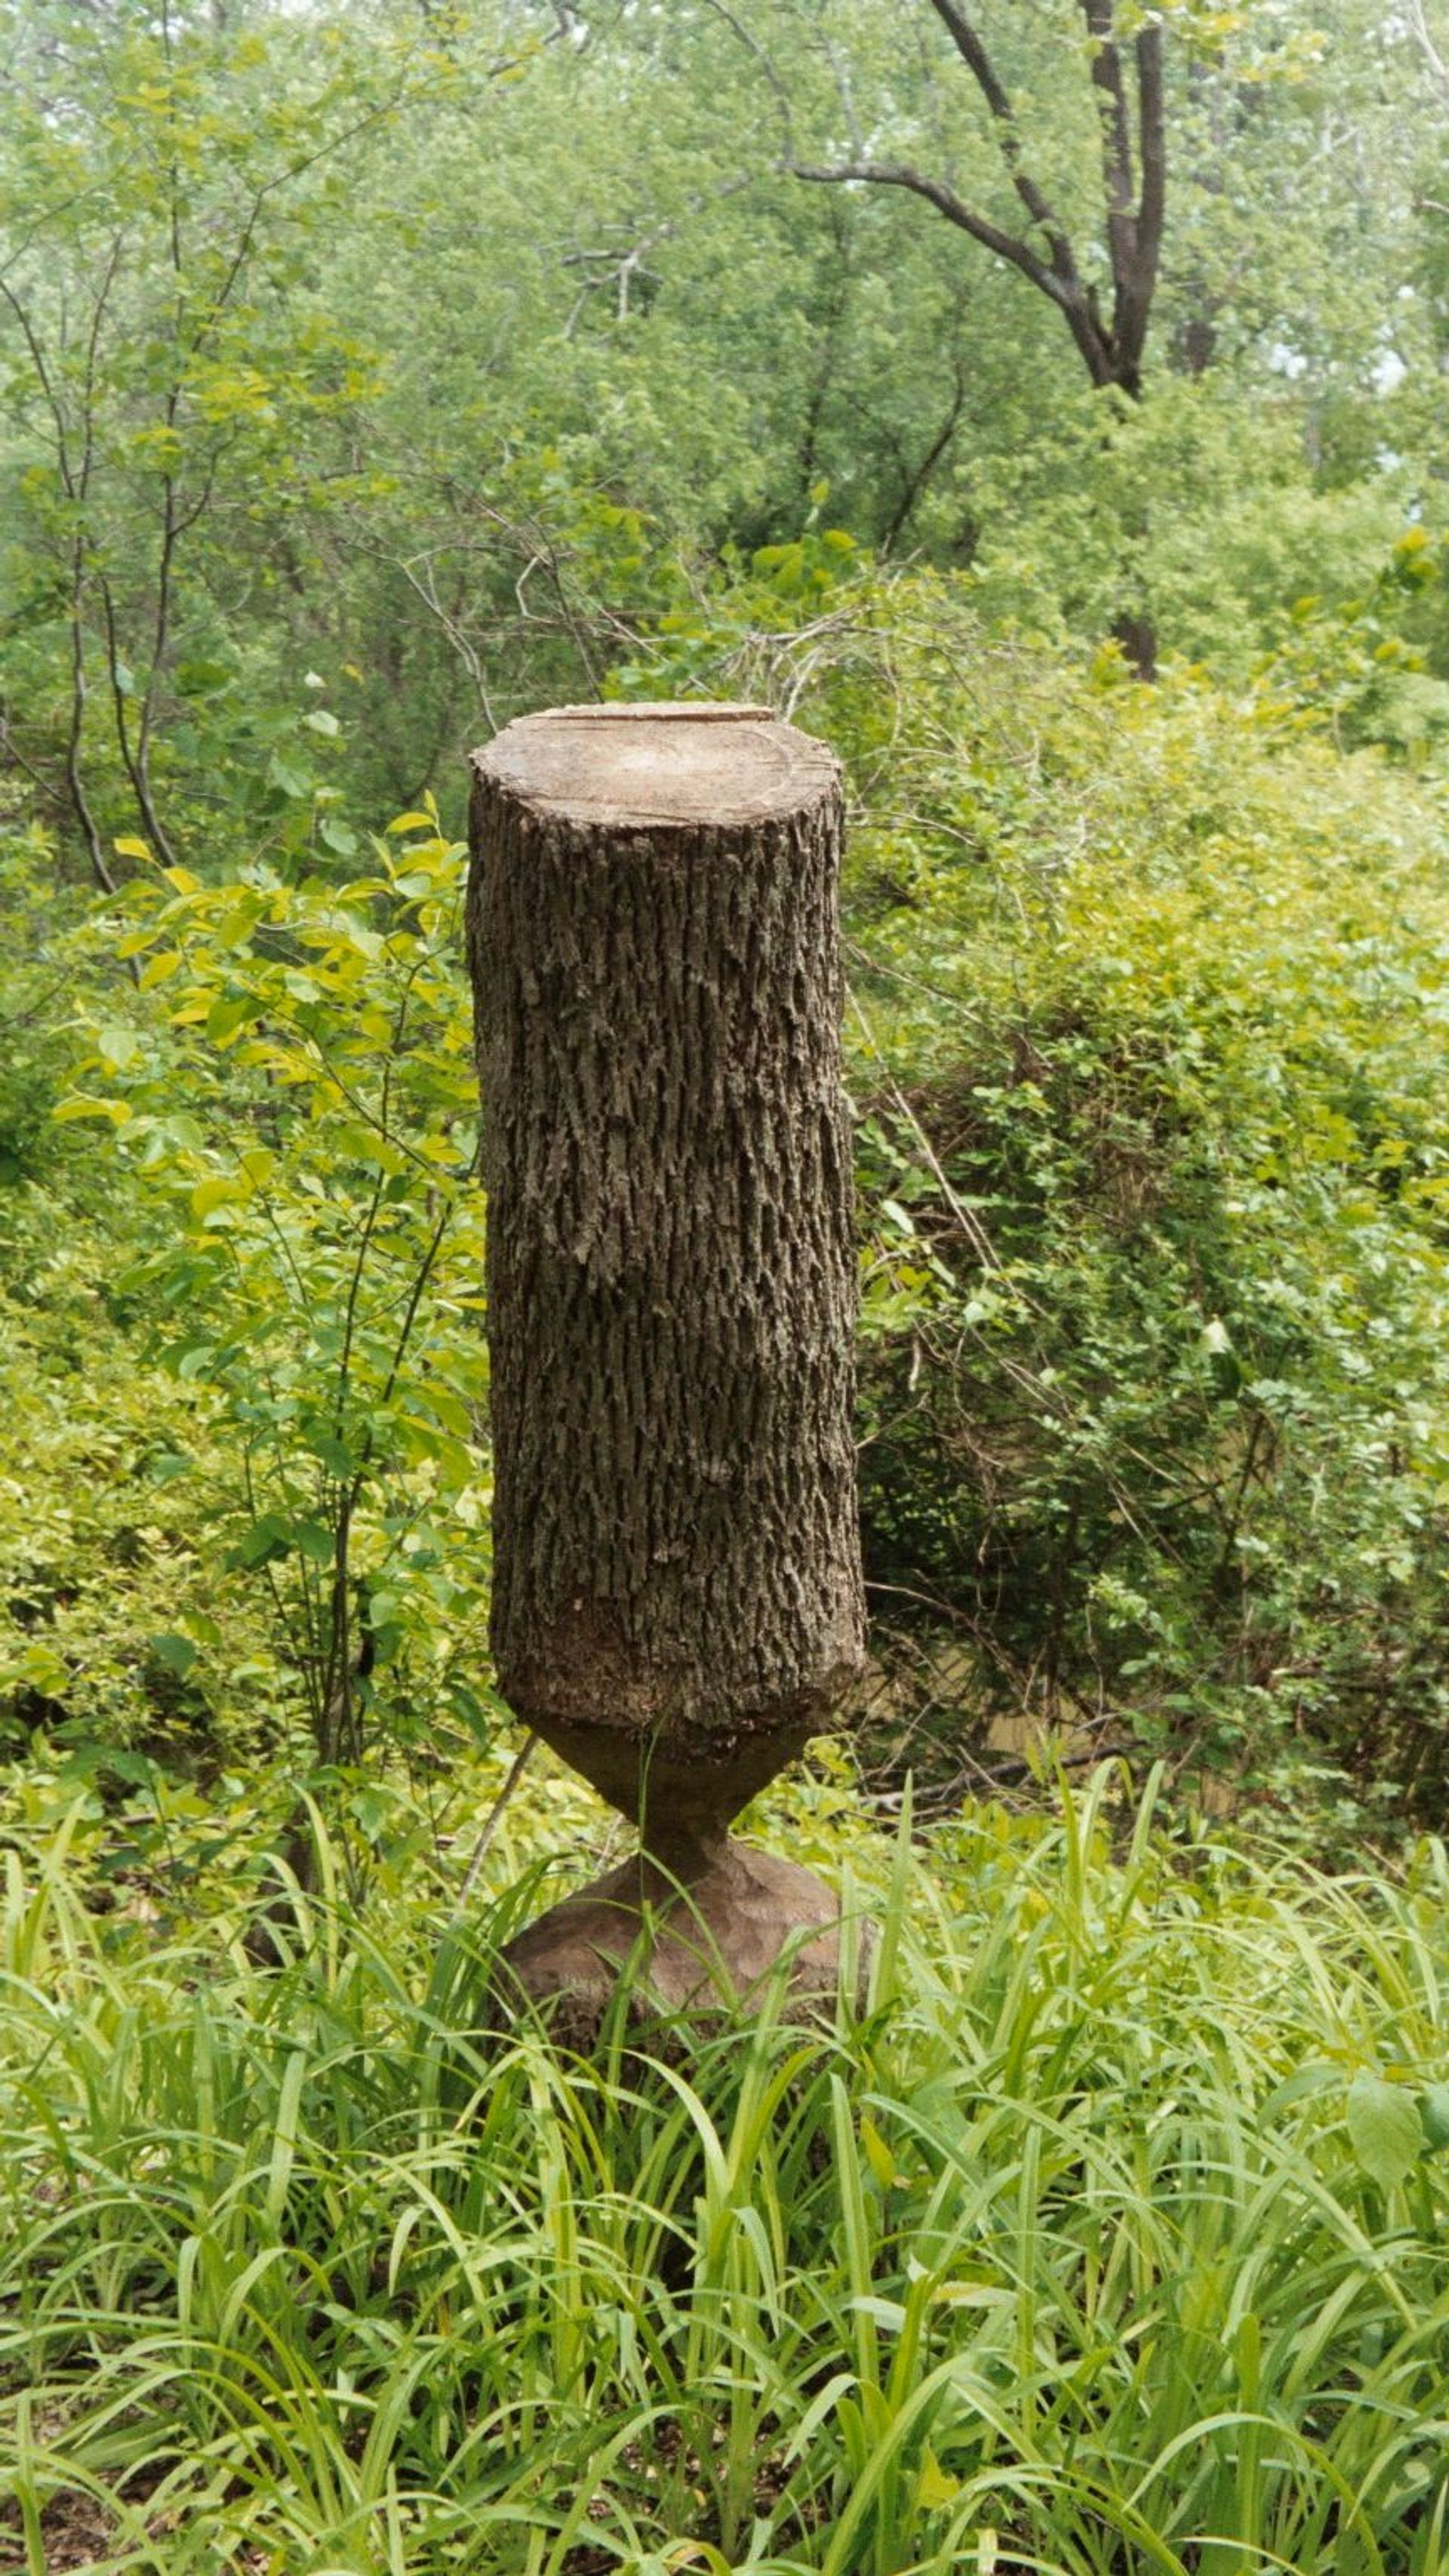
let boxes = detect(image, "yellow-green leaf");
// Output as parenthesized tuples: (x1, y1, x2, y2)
(53, 1094, 131, 1126)
(860, 2114, 902, 2190)
(917, 2448, 961, 2510)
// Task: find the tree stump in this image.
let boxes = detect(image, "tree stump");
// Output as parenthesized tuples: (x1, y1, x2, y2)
(466, 702, 866, 2024)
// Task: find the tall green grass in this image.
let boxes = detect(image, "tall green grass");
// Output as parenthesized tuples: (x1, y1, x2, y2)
(3, 1770, 1448, 2573)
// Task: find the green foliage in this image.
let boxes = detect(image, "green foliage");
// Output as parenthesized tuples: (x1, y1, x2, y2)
(8, 0, 1441, 844)
(3, 1768, 1449, 2570)
(0, 814, 285, 1798)
(733, 568, 1449, 1838)
(5, 14, 1449, 2565)
(51, 803, 494, 1785)
(0, 1227, 275, 1777)
(1254, 526, 1449, 756)
(0, 765, 501, 1878)
(11, 538, 1449, 1847)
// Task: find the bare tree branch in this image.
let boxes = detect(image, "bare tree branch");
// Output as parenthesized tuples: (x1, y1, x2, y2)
(881, 343, 969, 553)
(793, 158, 1068, 309)
(1085, 0, 1137, 254)
(1130, 25, 1167, 372)
(1408, 0, 1449, 96)
(793, 154, 1116, 386)
(795, 1, 1167, 401)
(926, 0, 1078, 281)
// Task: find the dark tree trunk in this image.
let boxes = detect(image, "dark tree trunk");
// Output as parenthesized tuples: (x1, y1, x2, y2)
(1111, 611, 1158, 682)
(790, 2, 1164, 672)
(794, 2, 1165, 404)
(466, 703, 866, 2020)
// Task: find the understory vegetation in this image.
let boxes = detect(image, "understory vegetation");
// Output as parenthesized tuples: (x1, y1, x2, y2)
(8, 565, 1449, 2568)
(9, 574, 1449, 1849)
(8, 0, 1449, 2565)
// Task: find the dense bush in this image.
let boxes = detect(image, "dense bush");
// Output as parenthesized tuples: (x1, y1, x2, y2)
(0, 794, 496, 1869)
(792, 580, 1449, 1838)
(5, 560, 1449, 1849)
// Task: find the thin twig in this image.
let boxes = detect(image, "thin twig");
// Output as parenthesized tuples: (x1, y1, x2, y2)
(451, 1733, 540, 1919)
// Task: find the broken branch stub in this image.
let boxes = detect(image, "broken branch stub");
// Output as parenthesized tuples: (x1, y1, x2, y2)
(466, 701, 866, 2016)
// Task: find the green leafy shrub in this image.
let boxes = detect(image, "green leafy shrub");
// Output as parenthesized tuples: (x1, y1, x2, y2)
(61, 809, 494, 1785)
(11, 550, 1449, 1850)
(0, 793, 498, 1851)
(758, 571, 1449, 1839)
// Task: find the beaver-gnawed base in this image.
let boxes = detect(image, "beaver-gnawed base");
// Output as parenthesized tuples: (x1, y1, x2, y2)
(497, 1839, 849, 2045)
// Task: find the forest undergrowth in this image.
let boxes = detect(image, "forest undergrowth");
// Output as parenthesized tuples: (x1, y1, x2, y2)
(8, 3, 1449, 2566)
(8, 572, 1449, 1849)
(7, 569, 1449, 2575)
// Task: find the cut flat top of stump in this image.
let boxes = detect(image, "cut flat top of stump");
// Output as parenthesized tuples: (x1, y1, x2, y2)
(471, 701, 838, 829)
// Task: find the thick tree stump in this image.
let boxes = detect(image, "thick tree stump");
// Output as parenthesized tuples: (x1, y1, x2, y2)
(466, 702, 866, 2019)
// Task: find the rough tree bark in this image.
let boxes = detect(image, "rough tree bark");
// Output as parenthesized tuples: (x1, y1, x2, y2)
(466, 702, 866, 2024)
